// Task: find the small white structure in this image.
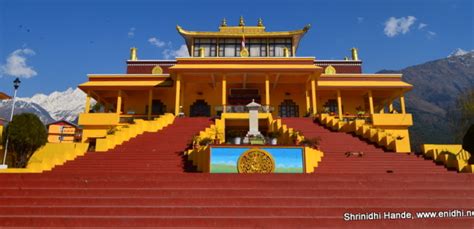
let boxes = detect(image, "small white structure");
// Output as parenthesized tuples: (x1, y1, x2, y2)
(246, 99, 262, 137)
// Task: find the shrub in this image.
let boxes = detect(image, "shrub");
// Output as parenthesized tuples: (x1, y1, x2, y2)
(299, 137, 322, 149)
(107, 126, 118, 135)
(4, 113, 47, 168)
(267, 131, 281, 138)
(462, 124, 474, 163)
(199, 137, 213, 146)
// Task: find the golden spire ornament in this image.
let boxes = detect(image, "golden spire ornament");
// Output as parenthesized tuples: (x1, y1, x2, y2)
(257, 18, 263, 27)
(221, 18, 227, 27)
(239, 16, 245, 26)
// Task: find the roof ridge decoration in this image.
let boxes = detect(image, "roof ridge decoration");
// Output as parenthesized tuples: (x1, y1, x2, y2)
(176, 20, 311, 56)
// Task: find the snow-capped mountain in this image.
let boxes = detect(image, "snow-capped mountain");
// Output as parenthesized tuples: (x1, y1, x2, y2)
(0, 100, 55, 124)
(18, 88, 89, 122)
(448, 48, 473, 58)
(0, 88, 93, 124)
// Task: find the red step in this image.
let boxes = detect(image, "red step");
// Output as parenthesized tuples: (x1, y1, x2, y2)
(0, 117, 472, 227)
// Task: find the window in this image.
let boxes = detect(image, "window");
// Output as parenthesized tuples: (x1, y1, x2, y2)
(193, 37, 292, 57)
(248, 39, 267, 57)
(269, 38, 292, 57)
(194, 39, 217, 57)
(218, 39, 241, 57)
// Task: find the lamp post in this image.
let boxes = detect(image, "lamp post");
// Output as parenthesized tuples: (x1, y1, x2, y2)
(1, 77, 21, 169)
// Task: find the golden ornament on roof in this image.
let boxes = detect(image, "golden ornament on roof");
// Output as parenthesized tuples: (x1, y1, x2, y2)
(239, 16, 245, 26)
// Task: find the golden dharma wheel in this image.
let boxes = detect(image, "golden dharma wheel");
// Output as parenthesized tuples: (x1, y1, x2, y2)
(240, 48, 249, 57)
(237, 148, 275, 173)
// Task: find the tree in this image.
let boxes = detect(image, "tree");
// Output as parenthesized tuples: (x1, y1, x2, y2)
(463, 125, 474, 164)
(4, 113, 47, 168)
(91, 102, 102, 113)
(449, 88, 474, 142)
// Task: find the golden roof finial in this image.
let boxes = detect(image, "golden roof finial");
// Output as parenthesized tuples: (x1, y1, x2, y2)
(351, 47, 359, 61)
(221, 18, 227, 27)
(239, 16, 245, 26)
(257, 18, 263, 27)
(130, 47, 138, 61)
(303, 24, 311, 32)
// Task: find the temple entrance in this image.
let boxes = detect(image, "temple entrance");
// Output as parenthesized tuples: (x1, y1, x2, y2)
(278, 99, 299, 117)
(190, 99, 211, 117)
(152, 100, 166, 115)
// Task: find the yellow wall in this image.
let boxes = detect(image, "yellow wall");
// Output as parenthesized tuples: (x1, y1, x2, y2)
(153, 88, 175, 114)
(0, 142, 89, 173)
(122, 90, 148, 114)
(182, 82, 222, 116)
(422, 144, 472, 173)
(47, 124, 78, 143)
(270, 83, 306, 117)
(317, 92, 366, 115)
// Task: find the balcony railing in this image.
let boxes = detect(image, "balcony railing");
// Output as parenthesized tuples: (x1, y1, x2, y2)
(215, 105, 274, 113)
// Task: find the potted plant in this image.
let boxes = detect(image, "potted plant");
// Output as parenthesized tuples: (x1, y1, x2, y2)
(199, 137, 213, 146)
(191, 135, 200, 149)
(209, 126, 221, 144)
(106, 126, 118, 135)
(291, 131, 301, 145)
(227, 129, 242, 145)
(356, 106, 366, 118)
(249, 134, 265, 145)
(267, 131, 281, 145)
(322, 106, 330, 114)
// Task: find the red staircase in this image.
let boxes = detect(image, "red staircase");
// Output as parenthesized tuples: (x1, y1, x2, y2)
(53, 117, 213, 174)
(281, 117, 451, 174)
(0, 117, 472, 227)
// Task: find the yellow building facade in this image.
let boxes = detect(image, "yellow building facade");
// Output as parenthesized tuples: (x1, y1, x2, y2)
(47, 120, 81, 143)
(78, 18, 413, 152)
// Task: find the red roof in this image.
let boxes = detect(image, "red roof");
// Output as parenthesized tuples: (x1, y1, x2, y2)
(0, 92, 11, 100)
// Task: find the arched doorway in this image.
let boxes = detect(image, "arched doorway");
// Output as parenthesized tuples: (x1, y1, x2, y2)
(278, 99, 299, 117)
(190, 99, 211, 117)
(151, 100, 166, 115)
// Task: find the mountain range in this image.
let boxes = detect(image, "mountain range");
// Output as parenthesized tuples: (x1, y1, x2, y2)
(0, 49, 472, 149)
(0, 88, 91, 124)
(378, 49, 474, 149)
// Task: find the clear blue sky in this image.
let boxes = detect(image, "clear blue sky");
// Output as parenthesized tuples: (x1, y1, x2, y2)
(0, 0, 472, 97)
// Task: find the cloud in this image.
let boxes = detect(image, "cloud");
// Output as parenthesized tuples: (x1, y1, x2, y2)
(0, 48, 37, 78)
(147, 36, 189, 59)
(162, 45, 189, 59)
(418, 23, 427, 30)
(148, 37, 166, 48)
(128, 27, 135, 38)
(384, 16, 417, 37)
(357, 17, 364, 23)
(427, 31, 437, 39)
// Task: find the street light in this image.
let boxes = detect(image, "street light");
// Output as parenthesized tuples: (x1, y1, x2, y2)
(1, 77, 21, 169)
